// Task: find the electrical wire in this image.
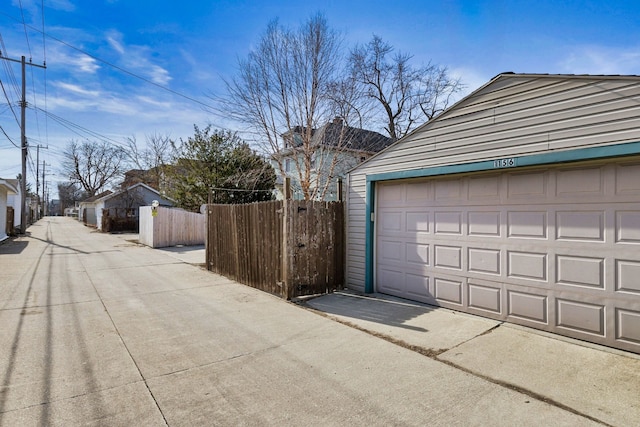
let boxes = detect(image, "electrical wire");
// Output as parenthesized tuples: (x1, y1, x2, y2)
(32, 106, 129, 148)
(0, 79, 20, 127)
(0, 11, 216, 111)
(0, 124, 19, 147)
(17, 0, 32, 60)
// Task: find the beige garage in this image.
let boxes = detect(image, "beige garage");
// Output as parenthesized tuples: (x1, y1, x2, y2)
(346, 74, 640, 353)
(375, 159, 640, 352)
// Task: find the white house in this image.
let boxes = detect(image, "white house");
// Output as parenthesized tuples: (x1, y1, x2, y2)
(5, 178, 21, 231)
(0, 178, 19, 241)
(79, 190, 113, 227)
(273, 118, 391, 201)
(346, 73, 640, 354)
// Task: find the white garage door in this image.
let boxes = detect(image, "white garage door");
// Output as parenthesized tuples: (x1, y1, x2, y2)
(375, 158, 640, 353)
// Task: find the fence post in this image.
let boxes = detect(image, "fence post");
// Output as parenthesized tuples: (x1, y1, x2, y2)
(337, 178, 343, 202)
(282, 177, 291, 299)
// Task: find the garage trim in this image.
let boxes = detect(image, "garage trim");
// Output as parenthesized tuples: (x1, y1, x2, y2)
(363, 140, 640, 293)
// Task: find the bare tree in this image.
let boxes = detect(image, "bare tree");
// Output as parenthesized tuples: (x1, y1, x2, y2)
(61, 140, 129, 197)
(349, 35, 464, 141)
(57, 181, 85, 211)
(223, 14, 353, 200)
(126, 133, 173, 191)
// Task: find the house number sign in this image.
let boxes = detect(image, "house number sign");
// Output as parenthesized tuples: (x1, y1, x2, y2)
(493, 157, 516, 168)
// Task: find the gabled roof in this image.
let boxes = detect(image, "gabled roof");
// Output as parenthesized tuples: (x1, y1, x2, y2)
(314, 121, 392, 153)
(99, 182, 162, 203)
(351, 72, 640, 171)
(283, 119, 392, 154)
(81, 190, 113, 204)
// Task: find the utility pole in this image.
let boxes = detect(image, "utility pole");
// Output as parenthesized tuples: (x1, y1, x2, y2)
(0, 53, 46, 233)
(42, 161, 46, 217)
(35, 144, 48, 220)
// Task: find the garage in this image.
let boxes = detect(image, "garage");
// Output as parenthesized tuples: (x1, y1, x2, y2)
(346, 73, 640, 353)
(375, 159, 640, 352)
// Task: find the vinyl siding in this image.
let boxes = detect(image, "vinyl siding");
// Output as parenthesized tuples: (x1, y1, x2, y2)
(345, 75, 640, 291)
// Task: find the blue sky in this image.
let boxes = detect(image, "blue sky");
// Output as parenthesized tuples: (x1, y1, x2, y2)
(2, 0, 640, 197)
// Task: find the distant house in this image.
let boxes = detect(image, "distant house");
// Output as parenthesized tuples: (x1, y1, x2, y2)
(121, 168, 162, 191)
(79, 183, 173, 231)
(79, 190, 113, 227)
(0, 178, 19, 241)
(272, 117, 392, 201)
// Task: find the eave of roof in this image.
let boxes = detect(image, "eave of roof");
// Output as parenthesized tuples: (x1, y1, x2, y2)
(348, 72, 640, 173)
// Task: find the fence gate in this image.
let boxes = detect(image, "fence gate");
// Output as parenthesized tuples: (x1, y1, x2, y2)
(206, 199, 344, 299)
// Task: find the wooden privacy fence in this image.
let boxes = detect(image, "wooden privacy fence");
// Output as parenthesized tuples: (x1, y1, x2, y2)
(206, 199, 344, 299)
(139, 206, 205, 248)
(102, 208, 138, 233)
(6, 206, 14, 236)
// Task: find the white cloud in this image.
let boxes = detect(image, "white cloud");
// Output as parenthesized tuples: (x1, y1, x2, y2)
(106, 31, 126, 55)
(147, 64, 172, 85)
(46, 0, 75, 12)
(136, 95, 171, 108)
(104, 31, 172, 85)
(449, 67, 491, 97)
(560, 45, 640, 75)
(72, 54, 100, 73)
(53, 81, 101, 97)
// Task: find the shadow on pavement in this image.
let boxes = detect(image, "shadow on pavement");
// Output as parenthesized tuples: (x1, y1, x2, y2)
(0, 239, 29, 254)
(307, 291, 434, 332)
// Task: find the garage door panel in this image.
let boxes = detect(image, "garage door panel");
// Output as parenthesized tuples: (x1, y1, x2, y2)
(377, 268, 404, 294)
(555, 255, 604, 288)
(507, 171, 548, 199)
(615, 162, 640, 195)
(507, 290, 549, 324)
(556, 210, 604, 241)
(377, 239, 404, 263)
(507, 251, 548, 281)
(468, 211, 501, 236)
(468, 174, 501, 200)
(468, 247, 501, 275)
(616, 210, 640, 242)
(434, 276, 463, 305)
(507, 211, 548, 238)
(434, 245, 462, 270)
(405, 273, 432, 300)
(375, 159, 640, 353)
(406, 242, 429, 266)
(615, 260, 640, 293)
(406, 211, 430, 232)
(616, 309, 640, 345)
(467, 281, 502, 314)
(379, 211, 403, 232)
(556, 299, 605, 336)
(556, 166, 604, 197)
(434, 211, 463, 234)
(435, 178, 463, 200)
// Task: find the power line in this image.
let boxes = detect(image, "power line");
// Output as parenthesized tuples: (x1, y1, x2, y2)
(0, 11, 216, 111)
(17, 0, 33, 60)
(33, 106, 129, 148)
(0, 124, 19, 148)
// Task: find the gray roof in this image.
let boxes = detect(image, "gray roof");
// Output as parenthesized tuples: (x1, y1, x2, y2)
(285, 120, 392, 154)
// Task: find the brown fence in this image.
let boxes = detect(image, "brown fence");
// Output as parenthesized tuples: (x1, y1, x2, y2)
(6, 206, 14, 236)
(206, 199, 344, 299)
(102, 208, 138, 233)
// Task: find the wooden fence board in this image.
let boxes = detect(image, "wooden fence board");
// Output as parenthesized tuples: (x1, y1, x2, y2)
(206, 199, 343, 299)
(139, 206, 205, 248)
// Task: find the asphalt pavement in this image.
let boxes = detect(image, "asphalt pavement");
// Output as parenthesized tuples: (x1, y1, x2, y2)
(0, 217, 638, 426)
